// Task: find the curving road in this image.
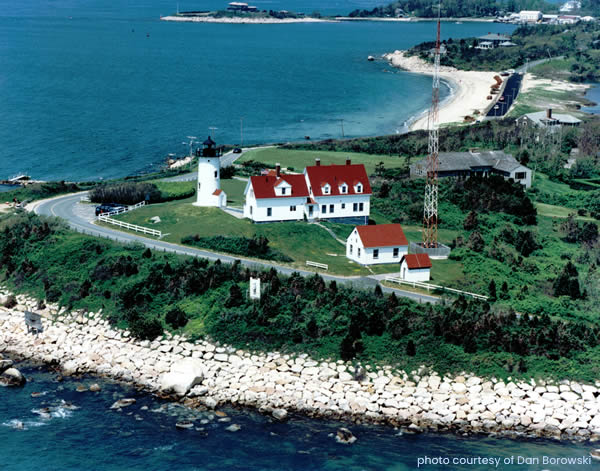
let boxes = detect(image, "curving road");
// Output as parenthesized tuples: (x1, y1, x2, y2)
(33, 193, 439, 304)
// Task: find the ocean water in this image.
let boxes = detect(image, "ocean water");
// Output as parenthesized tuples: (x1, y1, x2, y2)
(0, 0, 515, 181)
(582, 83, 600, 115)
(0, 359, 595, 471)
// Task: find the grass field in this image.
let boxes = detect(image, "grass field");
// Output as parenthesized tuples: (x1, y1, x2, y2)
(535, 202, 595, 221)
(238, 147, 406, 174)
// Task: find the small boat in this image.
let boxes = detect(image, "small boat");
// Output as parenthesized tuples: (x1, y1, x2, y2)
(590, 449, 600, 461)
(455, 21, 463, 24)
(367, 55, 375, 61)
(176, 420, 194, 429)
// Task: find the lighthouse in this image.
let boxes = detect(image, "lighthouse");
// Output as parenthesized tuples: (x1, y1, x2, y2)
(193, 136, 227, 207)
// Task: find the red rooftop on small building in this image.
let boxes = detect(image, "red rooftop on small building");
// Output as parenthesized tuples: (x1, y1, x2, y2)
(355, 224, 408, 247)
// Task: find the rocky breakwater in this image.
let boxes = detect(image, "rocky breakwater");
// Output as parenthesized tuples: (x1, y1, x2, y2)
(2, 291, 600, 441)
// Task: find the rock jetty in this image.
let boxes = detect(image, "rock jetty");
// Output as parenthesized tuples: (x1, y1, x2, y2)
(2, 290, 600, 441)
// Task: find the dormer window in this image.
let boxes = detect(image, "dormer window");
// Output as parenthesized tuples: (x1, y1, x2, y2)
(355, 183, 363, 193)
(340, 183, 348, 194)
(281, 187, 286, 195)
(322, 184, 331, 195)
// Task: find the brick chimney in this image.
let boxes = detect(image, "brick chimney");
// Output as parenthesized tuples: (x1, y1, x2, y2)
(547, 108, 552, 119)
(276, 163, 280, 177)
(315, 158, 320, 167)
(346, 158, 351, 166)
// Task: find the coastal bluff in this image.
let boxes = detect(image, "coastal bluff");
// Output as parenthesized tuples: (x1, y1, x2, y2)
(2, 290, 600, 441)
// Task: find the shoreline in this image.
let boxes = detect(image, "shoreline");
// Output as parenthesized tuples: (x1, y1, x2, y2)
(160, 15, 337, 24)
(384, 50, 500, 131)
(2, 289, 600, 442)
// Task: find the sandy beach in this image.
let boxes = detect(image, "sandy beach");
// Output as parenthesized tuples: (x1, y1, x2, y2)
(384, 51, 499, 131)
(160, 15, 337, 24)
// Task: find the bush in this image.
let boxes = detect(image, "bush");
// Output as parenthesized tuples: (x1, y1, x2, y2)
(89, 182, 161, 205)
(129, 316, 164, 340)
(165, 306, 188, 329)
(181, 234, 293, 262)
(3, 294, 17, 309)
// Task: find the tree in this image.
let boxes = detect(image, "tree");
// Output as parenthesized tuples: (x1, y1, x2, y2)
(580, 222, 599, 244)
(467, 231, 485, 252)
(488, 279, 497, 302)
(405, 340, 416, 356)
(553, 261, 582, 299)
(225, 284, 244, 307)
(378, 181, 391, 198)
(463, 211, 479, 231)
(500, 281, 510, 300)
(560, 214, 580, 243)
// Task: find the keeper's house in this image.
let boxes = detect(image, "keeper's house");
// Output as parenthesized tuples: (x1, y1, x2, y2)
(244, 159, 371, 224)
(346, 223, 408, 265)
(400, 253, 432, 282)
(410, 150, 532, 188)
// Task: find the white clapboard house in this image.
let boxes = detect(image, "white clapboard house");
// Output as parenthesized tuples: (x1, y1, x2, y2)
(400, 253, 432, 282)
(346, 223, 409, 265)
(244, 159, 371, 224)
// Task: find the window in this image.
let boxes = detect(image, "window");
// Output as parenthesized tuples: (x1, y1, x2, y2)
(349, 244, 353, 255)
(250, 206, 253, 215)
(323, 184, 330, 195)
(356, 184, 363, 193)
(373, 249, 379, 259)
(267, 208, 272, 217)
(393, 248, 399, 258)
(359, 202, 364, 212)
(308, 206, 313, 217)
(341, 203, 345, 209)
(515, 172, 527, 180)
(329, 204, 334, 213)
(290, 205, 296, 211)
(214, 171, 218, 178)
(321, 205, 326, 214)
(353, 203, 358, 212)
(281, 187, 286, 195)
(358, 248, 361, 257)
(340, 185, 347, 194)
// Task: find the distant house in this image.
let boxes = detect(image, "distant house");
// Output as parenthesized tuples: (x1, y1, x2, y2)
(516, 108, 582, 129)
(227, 2, 257, 11)
(560, 0, 581, 12)
(477, 33, 511, 48)
(410, 150, 532, 188)
(581, 16, 596, 22)
(475, 41, 494, 50)
(519, 10, 542, 22)
(346, 224, 408, 265)
(558, 14, 580, 24)
(244, 159, 372, 223)
(400, 254, 432, 282)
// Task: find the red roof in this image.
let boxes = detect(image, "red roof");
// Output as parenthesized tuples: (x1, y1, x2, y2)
(305, 164, 371, 197)
(355, 224, 408, 248)
(213, 189, 223, 196)
(401, 253, 432, 269)
(249, 174, 309, 199)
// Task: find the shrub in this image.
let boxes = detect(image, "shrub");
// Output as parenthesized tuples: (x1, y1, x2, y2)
(165, 307, 188, 329)
(181, 234, 292, 262)
(129, 316, 164, 340)
(89, 182, 161, 205)
(3, 294, 17, 309)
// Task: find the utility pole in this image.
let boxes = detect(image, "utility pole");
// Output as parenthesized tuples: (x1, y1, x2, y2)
(339, 118, 345, 138)
(208, 126, 218, 139)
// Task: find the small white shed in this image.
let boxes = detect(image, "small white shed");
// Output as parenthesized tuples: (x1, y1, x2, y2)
(346, 224, 408, 265)
(400, 253, 432, 282)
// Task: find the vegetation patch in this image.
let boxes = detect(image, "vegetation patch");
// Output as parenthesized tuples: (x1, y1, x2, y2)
(181, 234, 293, 262)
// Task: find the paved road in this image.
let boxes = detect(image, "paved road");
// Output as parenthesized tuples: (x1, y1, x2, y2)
(34, 193, 439, 304)
(486, 73, 523, 118)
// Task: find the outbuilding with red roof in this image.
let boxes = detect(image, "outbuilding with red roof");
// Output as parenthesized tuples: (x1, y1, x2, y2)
(399, 253, 432, 282)
(346, 223, 409, 265)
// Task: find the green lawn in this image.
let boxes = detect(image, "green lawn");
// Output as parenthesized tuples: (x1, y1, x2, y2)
(239, 147, 406, 174)
(535, 202, 595, 221)
(221, 179, 247, 208)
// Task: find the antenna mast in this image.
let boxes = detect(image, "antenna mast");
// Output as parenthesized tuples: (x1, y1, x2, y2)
(423, 3, 441, 249)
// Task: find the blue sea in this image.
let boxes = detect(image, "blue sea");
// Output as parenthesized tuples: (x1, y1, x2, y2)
(0, 0, 515, 181)
(583, 83, 600, 115)
(0, 359, 595, 471)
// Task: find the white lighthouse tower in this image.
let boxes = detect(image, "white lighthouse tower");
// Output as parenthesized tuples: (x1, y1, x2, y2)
(193, 136, 227, 207)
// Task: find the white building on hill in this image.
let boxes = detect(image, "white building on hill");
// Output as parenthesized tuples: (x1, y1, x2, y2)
(194, 137, 227, 208)
(519, 10, 542, 22)
(346, 224, 408, 265)
(244, 159, 372, 224)
(400, 253, 432, 282)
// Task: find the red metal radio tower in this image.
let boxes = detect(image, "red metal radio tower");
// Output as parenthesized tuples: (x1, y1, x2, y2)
(422, 5, 442, 249)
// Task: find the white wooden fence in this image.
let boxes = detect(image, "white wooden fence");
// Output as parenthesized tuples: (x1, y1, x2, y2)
(100, 201, 146, 218)
(97, 215, 161, 237)
(385, 276, 488, 301)
(306, 260, 328, 270)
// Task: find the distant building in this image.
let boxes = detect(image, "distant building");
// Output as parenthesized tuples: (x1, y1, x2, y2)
(560, 0, 581, 12)
(346, 224, 408, 265)
(400, 253, 432, 282)
(558, 14, 581, 24)
(227, 2, 257, 11)
(477, 33, 511, 48)
(581, 16, 596, 22)
(516, 108, 582, 129)
(194, 137, 227, 207)
(542, 14, 559, 23)
(410, 150, 532, 188)
(244, 159, 372, 223)
(475, 41, 494, 50)
(519, 10, 542, 22)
